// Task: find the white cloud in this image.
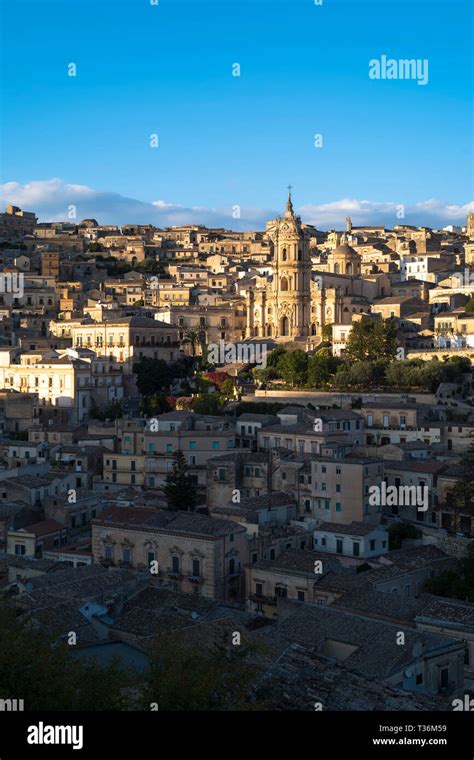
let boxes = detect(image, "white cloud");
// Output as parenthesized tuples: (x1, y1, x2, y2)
(299, 198, 474, 229)
(1, 179, 472, 231)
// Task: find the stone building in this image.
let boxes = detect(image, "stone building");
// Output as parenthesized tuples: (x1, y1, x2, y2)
(246, 193, 312, 340)
(92, 507, 247, 601)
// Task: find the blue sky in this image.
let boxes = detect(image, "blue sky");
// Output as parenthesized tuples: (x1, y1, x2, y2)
(1, 0, 473, 228)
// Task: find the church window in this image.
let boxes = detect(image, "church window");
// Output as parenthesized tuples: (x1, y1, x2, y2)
(280, 277, 288, 292)
(282, 248, 287, 261)
(298, 250, 302, 261)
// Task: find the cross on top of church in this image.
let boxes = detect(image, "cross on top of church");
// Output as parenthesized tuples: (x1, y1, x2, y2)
(287, 184, 293, 194)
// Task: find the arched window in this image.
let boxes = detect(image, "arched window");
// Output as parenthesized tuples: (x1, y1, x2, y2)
(334, 263, 340, 274)
(280, 277, 288, 291)
(346, 263, 352, 274)
(298, 249, 302, 261)
(282, 248, 287, 261)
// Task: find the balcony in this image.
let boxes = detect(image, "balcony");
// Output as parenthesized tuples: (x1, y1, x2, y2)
(189, 575, 203, 584)
(249, 593, 276, 605)
(166, 568, 182, 580)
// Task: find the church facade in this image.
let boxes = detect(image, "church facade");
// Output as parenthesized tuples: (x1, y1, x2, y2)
(245, 193, 366, 343)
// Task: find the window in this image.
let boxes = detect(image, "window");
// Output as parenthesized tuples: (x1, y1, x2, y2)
(321, 538, 326, 546)
(370, 539, 376, 551)
(325, 500, 330, 510)
(275, 586, 287, 599)
(255, 582, 263, 597)
(212, 441, 220, 450)
(189, 441, 196, 450)
(336, 539, 343, 554)
(336, 503, 341, 512)
(172, 556, 180, 574)
(123, 547, 131, 565)
(218, 467, 226, 481)
(336, 484, 341, 492)
(105, 545, 112, 561)
(297, 590, 305, 602)
(252, 552, 258, 564)
(192, 558, 200, 577)
(229, 558, 235, 575)
(270, 548, 275, 560)
(336, 466, 341, 475)
(147, 551, 155, 567)
(15, 544, 26, 556)
(416, 673, 423, 685)
(353, 542, 360, 557)
(166, 444, 172, 453)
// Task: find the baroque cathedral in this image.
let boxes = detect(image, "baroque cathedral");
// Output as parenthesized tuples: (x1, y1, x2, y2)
(245, 192, 365, 343)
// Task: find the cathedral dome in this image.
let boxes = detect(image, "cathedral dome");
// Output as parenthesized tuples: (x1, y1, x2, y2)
(331, 243, 358, 258)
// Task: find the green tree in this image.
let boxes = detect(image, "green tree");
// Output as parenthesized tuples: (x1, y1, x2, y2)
(220, 377, 237, 399)
(447, 443, 474, 532)
(163, 450, 198, 511)
(388, 522, 421, 550)
(306, 349, 339, 388)
(140, 627, 264, 711)
(0, 606, 130, 710)
(133, 358, 172, 396)
(465, 298, 474, 313)
(277, 349, 308, 387)
(345, 318, 398, 363)
(88, 241, 104, 253)
(183, 329, 200, 357)
(321, 323, 333, 342)
(191, 392, 224, 414)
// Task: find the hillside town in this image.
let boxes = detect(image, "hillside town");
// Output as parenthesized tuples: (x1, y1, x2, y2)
(1, 196, 474, 712)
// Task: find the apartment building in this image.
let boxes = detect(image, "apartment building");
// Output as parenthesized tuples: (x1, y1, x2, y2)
(70, 316, 180, 370)
(309, 456, 384, 524)
(0, 205, 37, 242)
(313, 521, 389, 560)
(360, 403, 445, 447)
(246, 549, 337, 617)
(92, 507, 246, 600)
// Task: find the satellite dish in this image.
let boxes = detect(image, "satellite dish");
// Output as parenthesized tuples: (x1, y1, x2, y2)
(191, 612, 199, 620)
(404, 668, 413, 679)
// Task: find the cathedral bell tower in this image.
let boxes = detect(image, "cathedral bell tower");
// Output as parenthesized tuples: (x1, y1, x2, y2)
(269, 190, 311, 339)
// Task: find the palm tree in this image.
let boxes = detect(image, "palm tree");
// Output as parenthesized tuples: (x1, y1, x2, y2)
(183, 328, 200, 357)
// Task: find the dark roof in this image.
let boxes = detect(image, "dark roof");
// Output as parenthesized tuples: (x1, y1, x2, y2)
(95, 506, 243, 537)
(316, 521, 386, 537)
